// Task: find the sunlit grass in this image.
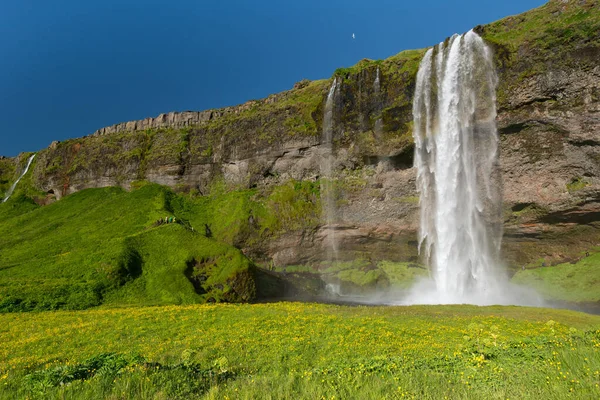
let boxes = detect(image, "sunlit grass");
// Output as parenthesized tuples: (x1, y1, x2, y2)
(0, 303, 598, 399)
(512, 249, 600, 302)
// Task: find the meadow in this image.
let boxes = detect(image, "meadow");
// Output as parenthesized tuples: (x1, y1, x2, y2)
(512, 250, 600, 303)
(1, 303, 599, 399)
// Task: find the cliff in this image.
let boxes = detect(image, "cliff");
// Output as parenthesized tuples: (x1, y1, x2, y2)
(3, 0, 600, 284)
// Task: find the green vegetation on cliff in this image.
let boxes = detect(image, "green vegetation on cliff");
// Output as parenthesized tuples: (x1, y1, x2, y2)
(169, 179, 321, 247)
(481, 0, 600, 52)
(0, 157, 16, 198)
(478, 0, 600, 107)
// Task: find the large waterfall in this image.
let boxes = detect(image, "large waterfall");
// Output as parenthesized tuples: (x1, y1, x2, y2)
(3, 154, 36, 203)
(408, 31, 538, 305)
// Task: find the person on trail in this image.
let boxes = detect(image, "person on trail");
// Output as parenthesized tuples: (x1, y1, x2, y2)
(165, 216, 169, 223)
(205, 224, 212, 238)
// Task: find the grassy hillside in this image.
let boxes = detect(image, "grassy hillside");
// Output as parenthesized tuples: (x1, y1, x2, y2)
(3, 173, 599, 309)
(512, 249, 600, 302)
(0, 303, 598, 399)
(0, 184, 255, 311)
(479, 0, 600, 106)
(0, 157, 16, 198)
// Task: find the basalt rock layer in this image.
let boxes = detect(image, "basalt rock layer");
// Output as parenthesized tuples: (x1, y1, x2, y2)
(3, 0, 600, 274)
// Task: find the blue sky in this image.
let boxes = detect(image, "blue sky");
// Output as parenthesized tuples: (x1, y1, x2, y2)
(0, 0, 545, 157)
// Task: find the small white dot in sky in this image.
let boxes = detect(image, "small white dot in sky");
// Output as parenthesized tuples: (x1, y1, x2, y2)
(352, 33, 355, 39)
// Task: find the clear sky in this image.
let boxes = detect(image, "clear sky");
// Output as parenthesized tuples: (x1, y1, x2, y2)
(0, 0, 546, 157)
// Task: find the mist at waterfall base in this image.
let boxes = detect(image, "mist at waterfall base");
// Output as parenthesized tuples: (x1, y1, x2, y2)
(323, 31, 544, 307)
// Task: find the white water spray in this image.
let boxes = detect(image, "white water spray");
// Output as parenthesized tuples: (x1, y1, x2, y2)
(407, 31, 541, 306)
(321, 78, 340, 261)
(3, 154, 36, 203)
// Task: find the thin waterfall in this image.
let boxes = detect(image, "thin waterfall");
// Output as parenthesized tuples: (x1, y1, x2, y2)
(409, 31, 514, 304)
(3, 154, 36, 203)
(321, 78, 340, 262)
(373, 68, 383, 139)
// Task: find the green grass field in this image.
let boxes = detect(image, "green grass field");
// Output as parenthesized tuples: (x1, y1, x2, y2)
(0, 303, 599, 399)
(512, 250, 600, 303)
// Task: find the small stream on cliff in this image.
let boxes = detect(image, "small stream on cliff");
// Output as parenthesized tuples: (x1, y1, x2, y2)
(3, 154, 35, 203)
(320, 78, 340, 264)
(373, 67, 383, 139)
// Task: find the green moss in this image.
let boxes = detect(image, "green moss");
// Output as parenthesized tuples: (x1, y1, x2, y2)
(337, 268, 386, 287)
(566, 177, 589, 192)
(505, 203, 550, 224)
(43, 155, 62, 174)
(378, 261, 429, 289)
(481, 1, 600, 52)
(200, 146, 212, 157)
(170, 178, 321, 248)
(273, 259, 429, 294)
(334, 59, 380, 80)
(479, 0, 600, 108)
(261, 180, 321, 234)
(336, 168, 371, 193)
(511, 248, 600, 302)
(187, 79, 328, 156)
(334, 50, 426, 83)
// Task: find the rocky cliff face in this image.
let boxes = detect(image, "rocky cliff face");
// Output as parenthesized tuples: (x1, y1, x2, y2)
(8, 0, 600, 273)
(480, 0, 600, 266)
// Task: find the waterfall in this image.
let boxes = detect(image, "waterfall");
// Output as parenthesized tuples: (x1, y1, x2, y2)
(373, 68, 383, 139)
(3, 154, 36, 203)
(321, 78, 340, 261)
(408, 31, 530, 305)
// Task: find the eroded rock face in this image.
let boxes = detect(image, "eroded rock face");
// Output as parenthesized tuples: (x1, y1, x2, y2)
(22, 1, 600, 269)
(495, 44, 600, 267)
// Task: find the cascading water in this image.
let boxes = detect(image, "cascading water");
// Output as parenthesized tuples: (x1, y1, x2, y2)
(321, 78, 340, 262)
(407, 31, 541, 306)
(3, 154, 36, 203)
(373, 68, 383, 139)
